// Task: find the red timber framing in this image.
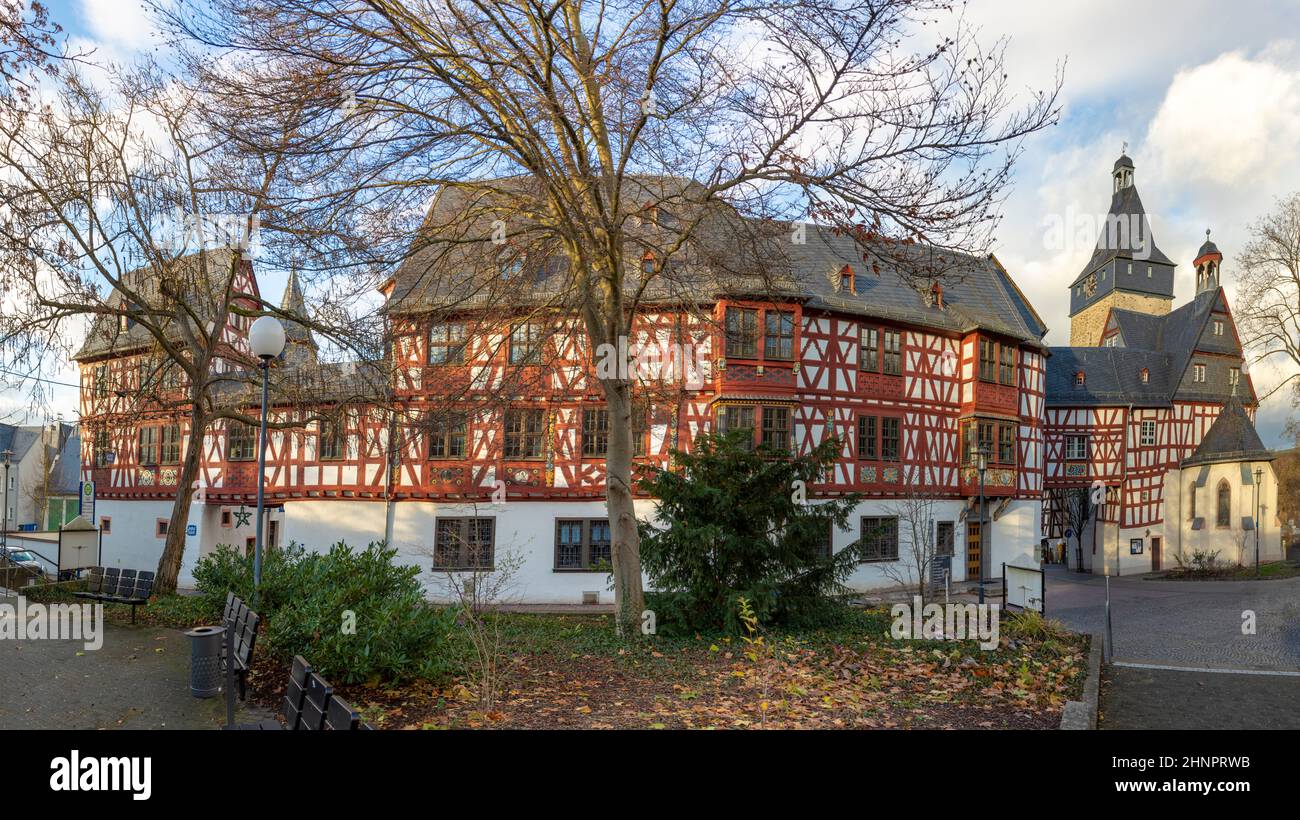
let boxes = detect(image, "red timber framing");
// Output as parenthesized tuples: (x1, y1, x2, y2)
(80, 286, 1047, 509)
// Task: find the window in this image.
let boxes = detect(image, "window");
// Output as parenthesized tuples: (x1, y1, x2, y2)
(641, 252, 655, 275)
(1140, 420, 1156, 446)
(724, 307, 758, 358)
(999, 345, 1016, 386)
(1126, 262, 1132, 275)
(882, 330, 902, 376)
(1140, 367, 1149, 383)
(979, 339, 996, 382)
(1146, 265, 1153, 278)
(997, 422, 1015, 464)
(161, 424, 181, 465)
(1214, 320, 1224, 336)
(760, 406, 790, 451)
(221, 510, 232, 527)
(1065, 435, 1087, 460)
(860, 516, 899, 562)
(632, 404, 648, 458)
(857, 415, 877, 459)
(94, 429, 111, 467)
(138, 426, 159, 466)
(880, 417, 900, 461)
(717, 405, 755, 449)
(429, 321, 466, 365)
(859, 326, 879, 372)
(1193, 363, 1206, 383)
(100, 517, 111, 535)
(1104, 335, 1118, 348)
(318, 417, 347, 460)
(94, 365, 108, 398)
(764, 311, 795, 360)
(156, 519, 169, 538)
(427, 416, 467, 459)
(433, 517, 494, 570)
(840, 266, 854, 292)
(1229, 367, 1240, 386)
(936, 521, 955, 556)
(504, 408, 546, 458)
(582, 408, 609, 457)
(555, 518, 612, 570)
(508, 321, 544, 365)
(1189, 485, 1197, 520)
(978, 420, 995, 460)
(228, 423, 257, 461)
(1216, 481, 1231, 527)
(1075, 371, 1085, 386)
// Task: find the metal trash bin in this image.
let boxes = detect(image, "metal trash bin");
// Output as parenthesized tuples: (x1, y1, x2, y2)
(185, 625, 225, 698)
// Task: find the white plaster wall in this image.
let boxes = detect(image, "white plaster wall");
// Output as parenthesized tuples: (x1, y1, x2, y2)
(93, 498, 204, 585)
(1162, 460, 1282, 569)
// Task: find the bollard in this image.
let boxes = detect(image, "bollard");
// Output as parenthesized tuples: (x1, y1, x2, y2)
(185, 625, 225, 698)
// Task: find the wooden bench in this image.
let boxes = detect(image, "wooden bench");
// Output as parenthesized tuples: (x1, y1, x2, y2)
(222, 592, 261, 701)
(232, 655, 371, 730)
(73, 567, 155, 623)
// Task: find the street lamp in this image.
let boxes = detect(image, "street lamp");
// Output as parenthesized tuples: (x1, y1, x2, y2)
(972, 444, 989, 604)
(248, 315, 286, 604)
(2, 449, 12, 556)
(1254, 466, 1264, 577)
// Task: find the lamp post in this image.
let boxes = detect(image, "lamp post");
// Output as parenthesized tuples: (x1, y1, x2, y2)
(972, 444, 989, 604)
(248, 315, 286, 605)
(2, 449, 12, 556)
(1254, 466, 1264, 577)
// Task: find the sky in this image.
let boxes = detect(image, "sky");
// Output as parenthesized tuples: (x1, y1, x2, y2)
(6, 0, 1300, 447)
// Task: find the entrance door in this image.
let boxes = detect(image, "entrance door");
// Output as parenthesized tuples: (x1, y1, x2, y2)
(1151, 536, 1161, 572)
(966, 522, 982, 580)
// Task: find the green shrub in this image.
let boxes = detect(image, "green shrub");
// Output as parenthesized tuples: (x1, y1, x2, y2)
(638, 431, 869, 634)
(1002, 610, 1073, 643)
(193, 541, 459, 684)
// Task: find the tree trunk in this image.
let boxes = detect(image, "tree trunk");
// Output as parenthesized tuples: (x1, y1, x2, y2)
(154, 404, 207, 595)
(603, 377, 645, 635)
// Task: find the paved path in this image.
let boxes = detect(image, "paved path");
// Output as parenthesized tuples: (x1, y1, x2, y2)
(0, 594, 273, 730)
(1100, 665, 1300, 729)
(1044, 565, 1300, 670)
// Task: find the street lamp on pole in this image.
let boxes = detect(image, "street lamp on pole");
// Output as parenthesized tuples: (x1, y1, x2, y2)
(248, 316, 286, 605)
(1254, 466, 1264, 577)
(972, 444, 989, 604)
(2, 449, 12, 556)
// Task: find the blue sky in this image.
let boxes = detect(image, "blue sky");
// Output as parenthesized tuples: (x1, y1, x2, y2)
(11, 0, 1300, 446)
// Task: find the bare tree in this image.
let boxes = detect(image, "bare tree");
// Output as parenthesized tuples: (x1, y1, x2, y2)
(881, 472, 943, 601)
(0, 63, 381, 593)
(166, 0, 1061, 632)
(1061, 487, 1090, 572)
(1237, 192, 1300, 407)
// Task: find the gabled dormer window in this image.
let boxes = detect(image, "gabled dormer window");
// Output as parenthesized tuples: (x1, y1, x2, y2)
(839, 265, 854, 293)
(641, 252, 656, 275)
(1075, 371, 1085, 386)
(1214, 320, 1224, 336)
(1140, 368, 1149, 383)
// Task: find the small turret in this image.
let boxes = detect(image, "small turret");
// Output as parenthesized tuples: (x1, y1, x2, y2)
(1194, 229, 1223, 294)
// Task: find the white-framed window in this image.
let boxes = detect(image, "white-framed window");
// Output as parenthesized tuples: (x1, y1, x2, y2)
(1229, 367, 1240, 386)
(1065, 435, 1087, 460)
(1140, 420, 1156, 446)
(1147, 266, 1153, 278)
(1213, 320, 1224, 336)
(1193, 363, 1206, 383)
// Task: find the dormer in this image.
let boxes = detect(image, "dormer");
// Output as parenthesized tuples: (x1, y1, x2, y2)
(836, 264, 855, 294)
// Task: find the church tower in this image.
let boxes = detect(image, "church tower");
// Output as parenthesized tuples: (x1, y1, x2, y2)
(1067, 152, 1176, 346)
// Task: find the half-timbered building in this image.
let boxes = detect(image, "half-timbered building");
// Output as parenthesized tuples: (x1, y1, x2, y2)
(77, 185, 1051, 601)
(1041, 155, 1282, 573)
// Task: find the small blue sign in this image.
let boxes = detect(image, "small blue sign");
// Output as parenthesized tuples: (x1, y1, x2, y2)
(1064, 528, 1074, 539)
(186, 524, 198, 537)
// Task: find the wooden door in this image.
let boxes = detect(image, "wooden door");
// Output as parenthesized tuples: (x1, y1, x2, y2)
(966, 522, 982, 579)
(1151, 536, 1161, 572)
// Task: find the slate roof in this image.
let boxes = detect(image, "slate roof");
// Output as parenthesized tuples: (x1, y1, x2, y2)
(48, 431, 82, 495)
(1071, 182, 1174, 287)
(74, 249, 246, 361)
(1183, 397, 1274, 466)
(1045, 347, 1172, 406)
(0, 425, 41, 461)
(386, 177, 1049, 346)
(1049, 288, 1248, 407)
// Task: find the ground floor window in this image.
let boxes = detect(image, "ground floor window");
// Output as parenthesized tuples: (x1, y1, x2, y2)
(860, 516, 899, 562)
(433, 517, 495, 570)
(936, 521, 955, 556)
(554, 518, 612, 570)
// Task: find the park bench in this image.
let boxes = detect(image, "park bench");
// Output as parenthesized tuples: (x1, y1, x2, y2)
(73, 567, 155, 623)
(222, 592, 261, 701)
(231, 655, 371, 730)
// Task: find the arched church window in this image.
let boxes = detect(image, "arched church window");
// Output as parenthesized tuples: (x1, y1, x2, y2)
(1216, 480, 1231, 527)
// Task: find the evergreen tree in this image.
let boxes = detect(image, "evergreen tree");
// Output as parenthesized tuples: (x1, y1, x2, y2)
(638, 430, 870, 633)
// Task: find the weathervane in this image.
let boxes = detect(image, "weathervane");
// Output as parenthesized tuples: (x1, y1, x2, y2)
(1122, 140, 1128, 154)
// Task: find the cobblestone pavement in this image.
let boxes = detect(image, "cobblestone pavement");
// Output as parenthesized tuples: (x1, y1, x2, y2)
(0, 594, 274, 729)
(1044, 565, 1300, 670)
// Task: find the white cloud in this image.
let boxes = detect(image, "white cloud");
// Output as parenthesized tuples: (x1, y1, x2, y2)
(78, 0, 157, 53)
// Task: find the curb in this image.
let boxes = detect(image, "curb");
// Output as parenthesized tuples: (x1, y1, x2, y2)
(1060, 631, 1103, 730)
